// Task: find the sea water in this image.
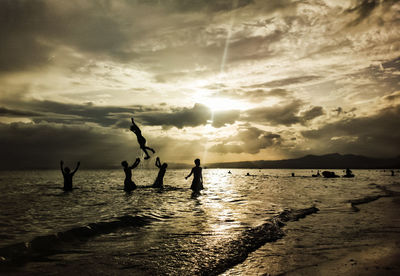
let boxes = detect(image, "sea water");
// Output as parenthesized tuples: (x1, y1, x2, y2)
(0, 169, 398, 275)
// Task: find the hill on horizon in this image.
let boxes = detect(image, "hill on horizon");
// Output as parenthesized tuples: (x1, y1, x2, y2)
(205, 153, 400, 169)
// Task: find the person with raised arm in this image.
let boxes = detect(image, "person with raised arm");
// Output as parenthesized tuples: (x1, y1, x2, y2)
(60, 160, 80, 191)
(152, 157, 168, 188)
(121, 158, 140, 192)
(130, 117, 155, 160)
(185, 158, 204, 193)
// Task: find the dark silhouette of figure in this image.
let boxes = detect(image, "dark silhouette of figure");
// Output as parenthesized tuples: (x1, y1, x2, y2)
(291, 172, 295, 177)
(130, 117, 155, 160)
(312, 170, 321, 177)
(185, 158, 203, 193)
(152, 157, 168, 188)
(322, 171, 339, 178)
(344, 168, 355, 178)
(122, 158, 140, 192)
(60, 160, 80, 191)
(391, 170, 395, 176)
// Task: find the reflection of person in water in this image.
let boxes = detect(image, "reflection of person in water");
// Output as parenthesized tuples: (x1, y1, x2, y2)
(121, 158, 140, 192)
(185, 158, 203, 192)
(152, 157, 168, 188)
(130, 117, 155, 160)
(60, 160, 80, 191)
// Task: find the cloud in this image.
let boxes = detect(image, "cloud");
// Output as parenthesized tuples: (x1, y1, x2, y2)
(2, 99, 146, 127)
(213, 88, 291, 103)
(137, 103, 239, 128)
(300, 106, 325, 122)
(209, 126, 281, 154)
(0, 122, 130, 169)
(0, 0, 52, 71)
(212, 109, 241, 128)
(346, 0, 378, 27)
(243, 76, 321, 89)
(243, 100, 303, 125)
(301, 104, 400, 157)
(0, 106, 41, 117)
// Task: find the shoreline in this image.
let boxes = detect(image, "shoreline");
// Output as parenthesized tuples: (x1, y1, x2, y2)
(285, 190, 400, 276)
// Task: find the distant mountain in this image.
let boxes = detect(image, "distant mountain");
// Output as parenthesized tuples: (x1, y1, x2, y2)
(206, 153, 400, 169)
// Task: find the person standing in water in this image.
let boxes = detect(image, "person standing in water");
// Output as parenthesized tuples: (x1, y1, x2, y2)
(60, 160, 80, 191)
(152, 157, 168, 188)
(121, 158, 140, 192)
(185, 158, 203, 193)
(130, 117, 155, 160)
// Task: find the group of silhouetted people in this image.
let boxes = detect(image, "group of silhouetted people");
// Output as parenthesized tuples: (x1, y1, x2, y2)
(60, 117, 204, 194)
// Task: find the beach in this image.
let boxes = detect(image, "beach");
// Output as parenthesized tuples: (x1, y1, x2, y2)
(0, 169, 399, 275)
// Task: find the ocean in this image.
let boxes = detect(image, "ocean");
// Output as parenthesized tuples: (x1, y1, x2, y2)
(0, 168, 399, 275)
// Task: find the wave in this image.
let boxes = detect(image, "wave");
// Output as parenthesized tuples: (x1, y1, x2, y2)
(0, 207, 319, 273)
(348, 184, 400, 211)
(192, 206, 319, 276)
(0, 214, 155, 266)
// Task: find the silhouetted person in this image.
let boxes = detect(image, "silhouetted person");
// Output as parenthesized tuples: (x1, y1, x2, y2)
(312, 170, 321, 177)
(60, 160, 80, 191)
(291, 172, 295, 177)
(122, 158, 140, 192)
(344, 168, 354, 177)
(152, 157, 168, 188)
(391, 170, 395, 176)
(130, 117, 155, 160)
(185, 158, 203, 193)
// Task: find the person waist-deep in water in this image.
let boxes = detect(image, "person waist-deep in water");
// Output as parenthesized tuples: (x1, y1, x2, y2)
(122, 158, 140, 192)
(152, 157, 168, 188)
(185, 158, 203, 192)
(60, 160, 80, 191)
(130, 117, 155, 160)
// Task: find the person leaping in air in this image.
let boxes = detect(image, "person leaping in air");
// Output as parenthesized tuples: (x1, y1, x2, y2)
(130, 117, 155, 160)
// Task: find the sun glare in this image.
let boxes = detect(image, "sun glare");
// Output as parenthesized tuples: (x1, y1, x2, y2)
(198, 97, 250, 111)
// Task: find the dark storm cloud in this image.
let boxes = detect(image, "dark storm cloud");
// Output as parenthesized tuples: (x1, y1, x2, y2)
(1, 99, 153, 127)
(0, 0, 52, 71)
(243, 100, 324, 126)
(137, 103, 240, 128)
(300, 106, 325, 122)
(243, 75, 321, 89)
(0, 0, 137, 72)
(1, 99, 241, 129)
(301, 104, 400, 157)
(151, 0, 255, 13)
(209, 126, 281, 154)
(346, 0, 378, 27)
(0, 106, 41, 117)
(0, 122, 129, 169)
(243, 100, 302, 125)
(346, 0, 399, 27)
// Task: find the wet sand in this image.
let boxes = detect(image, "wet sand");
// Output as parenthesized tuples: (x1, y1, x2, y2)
(286, 191, 400, 276)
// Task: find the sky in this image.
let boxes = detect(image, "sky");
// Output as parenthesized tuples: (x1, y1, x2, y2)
(0, 0, 400, 169)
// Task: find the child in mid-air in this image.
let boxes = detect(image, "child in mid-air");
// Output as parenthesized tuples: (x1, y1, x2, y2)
(185, 158, 203, 193)
(60, 160, 80, 191)
(130, 117, 155, 160)
(152, 157, 168, 188)
(121, 158, 140, 192)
